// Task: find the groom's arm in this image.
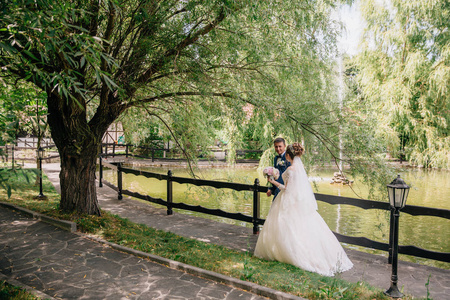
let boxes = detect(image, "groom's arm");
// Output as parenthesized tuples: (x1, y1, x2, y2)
(268, 180, 276, 196)
(267, 156, 277, 196)
(269, 159, 288, 195)
(269, 182, 276, 193)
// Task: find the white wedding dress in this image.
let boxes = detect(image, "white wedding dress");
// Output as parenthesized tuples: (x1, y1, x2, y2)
(254, 156, 353, 276)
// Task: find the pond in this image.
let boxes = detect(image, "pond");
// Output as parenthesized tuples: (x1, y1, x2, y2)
(102, 164, 449, 269)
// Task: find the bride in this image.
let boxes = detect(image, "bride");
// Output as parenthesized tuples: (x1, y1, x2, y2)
(254, 143, 353, 276)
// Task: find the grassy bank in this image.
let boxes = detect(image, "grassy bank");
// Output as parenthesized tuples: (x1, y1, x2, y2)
(0, 280, 39, 300)
(0, 168, 425, 300)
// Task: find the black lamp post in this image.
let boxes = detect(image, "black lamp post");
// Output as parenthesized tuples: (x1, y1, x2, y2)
(385, 174, 410, 298)
(35, 147, 47, 200)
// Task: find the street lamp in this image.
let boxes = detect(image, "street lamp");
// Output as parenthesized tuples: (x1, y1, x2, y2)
(35, 147, 47, 200)
(385, 174, 410, 298)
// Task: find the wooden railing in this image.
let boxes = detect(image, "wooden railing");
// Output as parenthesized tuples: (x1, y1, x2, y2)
(15, 137, 54, 148)
(101, 143, 166, 162)
(98, 155, 450, 263)
(0, 144, 59, 166)
(1, 141, 262, 165)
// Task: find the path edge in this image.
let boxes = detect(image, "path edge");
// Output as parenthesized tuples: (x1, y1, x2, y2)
(0, 201, 77, 232)
(0, 273, 58, 300)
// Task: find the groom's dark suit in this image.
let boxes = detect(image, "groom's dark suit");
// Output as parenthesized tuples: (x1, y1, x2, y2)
(269, 152, 291, 198)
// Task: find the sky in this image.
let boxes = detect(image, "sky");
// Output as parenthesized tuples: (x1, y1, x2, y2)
(335, 0, 365, 56)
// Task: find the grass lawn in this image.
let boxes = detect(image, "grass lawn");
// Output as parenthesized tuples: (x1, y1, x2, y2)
(0, 167, 425, 300)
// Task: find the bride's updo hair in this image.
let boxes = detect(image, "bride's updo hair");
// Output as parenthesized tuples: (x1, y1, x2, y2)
(286, 143, 305, 159)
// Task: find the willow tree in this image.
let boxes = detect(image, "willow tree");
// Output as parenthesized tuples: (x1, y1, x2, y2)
(352, 0, 449, 168)
(0, 0, 343, 214)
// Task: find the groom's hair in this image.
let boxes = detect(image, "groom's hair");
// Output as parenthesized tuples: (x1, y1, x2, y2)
(273, 137, 286, 145)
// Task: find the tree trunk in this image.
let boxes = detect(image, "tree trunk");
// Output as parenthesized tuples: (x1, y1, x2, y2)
(58, 143, 101, 215)
(46, 92, 106, 216)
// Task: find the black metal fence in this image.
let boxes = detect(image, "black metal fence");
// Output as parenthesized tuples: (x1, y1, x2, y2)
(99, 157, 263, 234)
(101, 143, 263, 162)
(98, 155, 450, 263)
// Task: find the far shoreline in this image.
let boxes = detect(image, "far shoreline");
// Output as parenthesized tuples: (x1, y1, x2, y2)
(105, 156, 426, 170)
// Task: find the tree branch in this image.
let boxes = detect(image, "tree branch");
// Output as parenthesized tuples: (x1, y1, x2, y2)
(88, 0, 100, 36)
(139, 6, 227, 84)
(126, 91, 233, 108)
(142, 106, 198, 177)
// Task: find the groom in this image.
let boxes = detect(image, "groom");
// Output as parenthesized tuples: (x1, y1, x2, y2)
(266, 137, 291, 199)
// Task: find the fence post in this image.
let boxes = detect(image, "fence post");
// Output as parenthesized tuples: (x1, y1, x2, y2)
(5, 145, 8, 163)
(253, 178, 260, 234)
(152, 149, 155, 162)
(125, 144, 129, 158)
(117, 162, 123, 200)
(99, 156, 103, 187)
(167, 170, 173, 215)
(11, 144, 15, 168)
(113, 143, 116, 158)
(104, 143, 108, 157)
(388, 208, 394, 264)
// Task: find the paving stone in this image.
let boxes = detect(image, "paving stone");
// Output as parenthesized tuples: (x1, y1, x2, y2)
(34, 270, 61, 284)
(51, 286, 87, 299)
(15, 273, 44, 289)
(197, 286, 230, 299)
(85, 256, 122, 277)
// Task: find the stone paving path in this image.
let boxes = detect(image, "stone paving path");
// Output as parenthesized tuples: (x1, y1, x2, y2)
(0, 208, 269, 300)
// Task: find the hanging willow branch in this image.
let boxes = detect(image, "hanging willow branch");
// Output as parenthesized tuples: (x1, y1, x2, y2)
(141, 105, 199, 178)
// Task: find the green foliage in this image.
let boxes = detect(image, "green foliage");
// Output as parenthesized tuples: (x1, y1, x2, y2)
(0, 80, 48, 147)
(0, 168, 34, 199)
(0, 0, 115, 103)
(425, 274, 432, 300)
(351, 0, 450, 169)
(0, 280, 38, 300)
(240, 251, 255, 280)
(0, 82, 49, 200)
(0, 168, 58, 204)
(318, 278, 349, 299)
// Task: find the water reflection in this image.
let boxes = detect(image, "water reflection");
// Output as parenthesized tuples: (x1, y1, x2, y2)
(102, 165, 449, 269)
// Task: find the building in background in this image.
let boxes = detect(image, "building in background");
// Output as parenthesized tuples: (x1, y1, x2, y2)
(102, 122, 124, 144)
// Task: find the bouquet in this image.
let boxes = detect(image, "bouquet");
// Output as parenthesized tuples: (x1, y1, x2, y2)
(263, 167, 280, 181)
